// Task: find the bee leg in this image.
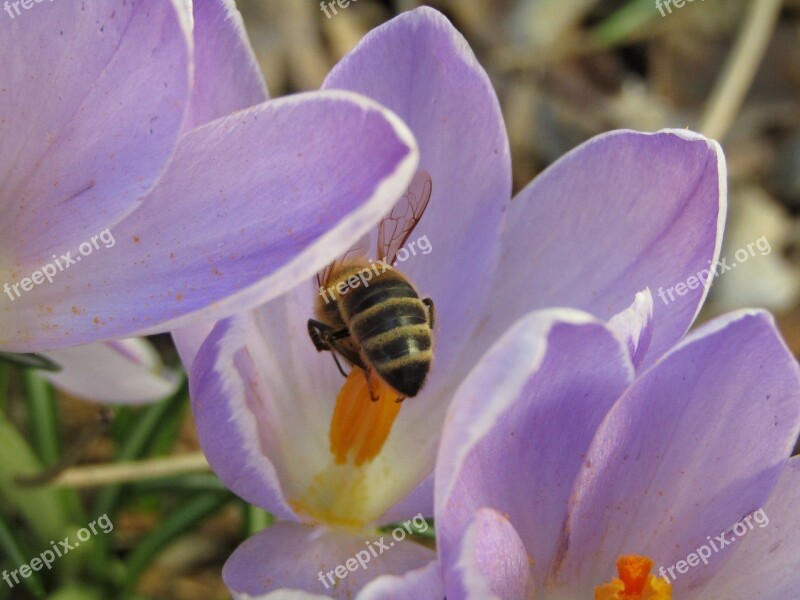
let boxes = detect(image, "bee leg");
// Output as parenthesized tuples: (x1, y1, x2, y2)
(308, 319, 345, 352)
(364, 369, 379, 402)
(307, 319, 367, 378)
(307, 320, 351, 377)
(422, 297, 436, 330)
(327, 347, 350, 378)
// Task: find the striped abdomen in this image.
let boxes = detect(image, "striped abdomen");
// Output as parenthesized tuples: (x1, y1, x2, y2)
(341, 268, 432, 398)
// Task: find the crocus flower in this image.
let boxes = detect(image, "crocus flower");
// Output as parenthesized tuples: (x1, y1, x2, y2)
(40, 338, 180, 405)
(185, 8, 727, 598)
(434, 306, 800, 599)
(0, 0, 418, 355)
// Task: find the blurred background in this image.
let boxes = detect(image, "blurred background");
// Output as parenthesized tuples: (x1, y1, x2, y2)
(2, 1, 800, 598)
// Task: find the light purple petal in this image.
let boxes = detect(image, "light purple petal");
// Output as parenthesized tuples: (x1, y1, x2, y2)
(553, 310, 800, 595)
(357, 560, 443, 600)
(0, 0, 191, 262)
(700, 457, 800, 599)
(172, 323, 215, 373)
(185, 0, 268, 131)
(1, 91, 417, 351)
(41, 338, 179, 405)
(324, 6, 512, 382)
(378, 475, 433, 526)
(435, 309, 634, 587)
(190, 317, 296, 520)
(223, 522, 436, 598)
(607, 289, 654, 370)
(444, 508, 533, 600)
(468, 129, 726, 371)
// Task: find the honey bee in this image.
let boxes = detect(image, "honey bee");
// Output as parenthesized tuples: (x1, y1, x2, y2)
(307, 171, 435, 401)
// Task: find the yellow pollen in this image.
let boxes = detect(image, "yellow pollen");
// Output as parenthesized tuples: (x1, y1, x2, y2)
(329, 367, 402, 466)
(595, 555, 672, 600)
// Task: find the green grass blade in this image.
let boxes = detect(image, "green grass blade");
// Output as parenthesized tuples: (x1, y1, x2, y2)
(0, 512, 47, 598)
(0, 416, 70, 542)
(22, 371, 60, 467)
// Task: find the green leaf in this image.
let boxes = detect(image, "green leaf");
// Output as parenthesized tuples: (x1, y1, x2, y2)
(22, 371, 60, 467)
(0, 416, 71, 542)
(0, 512, 47, 598)
(591, 0, 657, 48)
(243, 503, 273, 537)
(0, 353, 61, 372)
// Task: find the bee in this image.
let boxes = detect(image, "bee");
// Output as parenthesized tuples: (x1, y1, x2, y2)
(307, 171, 435, 402)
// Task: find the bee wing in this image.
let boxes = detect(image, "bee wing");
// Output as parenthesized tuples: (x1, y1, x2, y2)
(316, 233, 371, 288)
(377, 170, 432, 266)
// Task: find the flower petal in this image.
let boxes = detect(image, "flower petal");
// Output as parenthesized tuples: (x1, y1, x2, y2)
(324, 6, 512, 380)
(41, 338, 179, 405)
(468, 129, 726, 370)
(0, 0, 191, 261)
(700, 457, 800, 599)
(223, 522, 436, 598)
(2, 91, 417, 351)
(435, 309, 634, 587)
(443, 508, 533, 600)
(357, 559, 443, 600)
(172, 323, 215, 373)
(607, 289, 654, 370)
(553, 310, 800, 594)
(191, 317, 296, 520)
(186, 0, 268, 131)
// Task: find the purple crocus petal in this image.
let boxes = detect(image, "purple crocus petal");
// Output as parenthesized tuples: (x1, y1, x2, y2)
(191, 316, 297, 520)
(222, 522, 436, 598)
(468, 129, 726, 371)
(700, 457, 800, 599)
(324, 6, 512, 381)
(435, 309, 634, 588)
(40, 338, 179, 405)
(357, 560, 443, 600)
(378, 475, 433, 525)
(607, 289, 654, 370)
(2, 91, 417, 352)
(443, 508, 533, 600)
(172, 322, 215, 374)
(185, 0, 268, 131)
(0, 0, 191, 261)
(553, 310, 800, 595)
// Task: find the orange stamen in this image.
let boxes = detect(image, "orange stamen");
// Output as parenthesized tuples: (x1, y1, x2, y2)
(329, 368, 402, 466)
(595, 555, 672, 600)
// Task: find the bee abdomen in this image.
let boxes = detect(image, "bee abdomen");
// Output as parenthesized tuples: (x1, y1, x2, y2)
(362, 323, 432, 398)
(361, 324, 432, 359)
(349, 297, 428, 339)
(341, 273, 433, 397)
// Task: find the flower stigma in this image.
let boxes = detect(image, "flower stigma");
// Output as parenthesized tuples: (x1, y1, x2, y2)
(288, 367, 403, 529)
(329, 367, 402, 466)
(595, 555, 672, 600)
